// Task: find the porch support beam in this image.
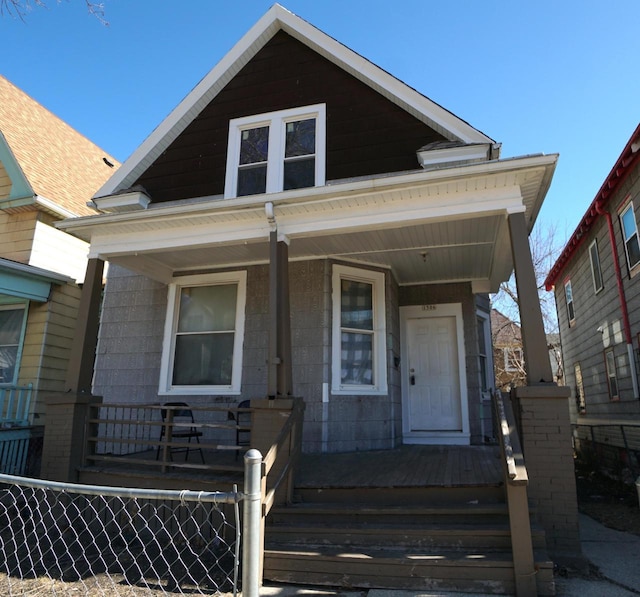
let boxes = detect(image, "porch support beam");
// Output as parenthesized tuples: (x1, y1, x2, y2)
(65, 257, 104, 393)
(507, 211, 553, 384)
(268, 231, 293, 398)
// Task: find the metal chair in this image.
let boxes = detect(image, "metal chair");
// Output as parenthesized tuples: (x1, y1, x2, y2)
(228, 399, 251, 459)
(156, 402, 205, 463)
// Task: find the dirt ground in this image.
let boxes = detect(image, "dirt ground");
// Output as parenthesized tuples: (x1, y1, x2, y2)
(575, 461, 640, 536)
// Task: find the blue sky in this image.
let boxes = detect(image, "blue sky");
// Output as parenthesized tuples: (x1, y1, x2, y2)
(2, 0, 638, 243)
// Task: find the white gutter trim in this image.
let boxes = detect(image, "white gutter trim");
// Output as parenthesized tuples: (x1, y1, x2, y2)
(64, 153, 557, 233)
(34, 194, 85, 219)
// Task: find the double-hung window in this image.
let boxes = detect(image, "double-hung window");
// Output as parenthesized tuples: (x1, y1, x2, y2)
(564, 279, 575, 325)
(159, 272, 247, 395)
(0, 304, 28, 386)
(620, 202, 640, 271)
(504, 347, 524, 372)
(331, 265, 387, 395)
(589, 239, 603, 293)
(224, 104, 326, 198)
(604, 348, 619, 400)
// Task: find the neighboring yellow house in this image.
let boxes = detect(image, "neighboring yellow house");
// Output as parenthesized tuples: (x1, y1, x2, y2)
(0, 75, 119, 426)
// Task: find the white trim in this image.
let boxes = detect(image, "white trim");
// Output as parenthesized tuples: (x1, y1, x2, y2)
(564, 279, 575, 324)
(331, 264, 387, 395)
(0, 302, 29, 387)
(224, 104, 326, 199)
(620, 201, 640, 272)
(400, 303, 470, 445)
(159, 271, 247, 395)
(94, 4, 493, 199)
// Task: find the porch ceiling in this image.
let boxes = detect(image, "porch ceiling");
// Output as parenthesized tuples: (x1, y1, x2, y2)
(59, 154, 557, 292)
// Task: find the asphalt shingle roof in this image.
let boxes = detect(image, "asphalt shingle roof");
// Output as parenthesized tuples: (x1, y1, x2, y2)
(0, 75, 120, 216)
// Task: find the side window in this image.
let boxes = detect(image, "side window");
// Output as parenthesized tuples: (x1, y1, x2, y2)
(620, 202, 640, 271)
(159, 272, 247, 395)
(574, 362, 586, 414)
(589, 239, 603, 293)
(0, 304, 28, 386)
(225, 104, 326, 198)
(564, 280, 575, 324)
(476, 313, 492, 392)
(604, 348, 619, 401)
(503, 347, 523, 372)
(331, 265, 387, 395)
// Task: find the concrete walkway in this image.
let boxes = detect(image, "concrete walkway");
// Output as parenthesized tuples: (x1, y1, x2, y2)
(260, 514, 640, 597)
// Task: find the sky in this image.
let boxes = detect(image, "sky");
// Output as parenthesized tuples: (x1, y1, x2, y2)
(1, 0, 639, 246)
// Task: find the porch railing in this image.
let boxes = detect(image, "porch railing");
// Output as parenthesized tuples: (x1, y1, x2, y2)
(84, 402, 255, 475)
(492, 390, 537, 597)
(0, 384, 35, 476)
(572, 419, 640, 478)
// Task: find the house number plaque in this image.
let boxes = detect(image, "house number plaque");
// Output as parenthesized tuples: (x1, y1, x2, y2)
(422, 305, 436, 311)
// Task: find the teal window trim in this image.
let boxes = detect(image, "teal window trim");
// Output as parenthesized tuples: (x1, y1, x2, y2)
(0, 302, 29, 387)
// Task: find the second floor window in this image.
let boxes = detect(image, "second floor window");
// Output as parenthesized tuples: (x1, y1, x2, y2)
(620, 202, 640, 271)
(225, 104, 326, 198)
(564, 280, 575, 324)
(0, 304, 28, 386)
(589, 239, 603, 293)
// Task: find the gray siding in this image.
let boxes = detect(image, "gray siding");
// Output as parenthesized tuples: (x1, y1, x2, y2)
(555, 160, 640, 420)
(95, 261, 480, 452)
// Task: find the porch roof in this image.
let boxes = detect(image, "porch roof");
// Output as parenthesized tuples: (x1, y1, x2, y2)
(58, 153, 557, 292)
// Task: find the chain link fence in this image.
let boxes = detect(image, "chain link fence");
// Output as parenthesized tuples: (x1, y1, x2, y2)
(0, 473, 243, 596)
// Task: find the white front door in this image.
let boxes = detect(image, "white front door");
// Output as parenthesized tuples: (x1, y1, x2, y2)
(401, 304, 470, 444)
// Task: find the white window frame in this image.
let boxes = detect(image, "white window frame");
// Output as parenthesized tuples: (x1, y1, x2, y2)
(0, 302, 28, 387)
(564, 279, 575, 324)
(620, 201, 640, 272)
(589, 239, 603, 293)
(604, 348, 619, 401)
(159, 271, 247, 395)
(331, 265, 387, 395)
(503, 346, 524, 372)
(224, 104, 326, 199)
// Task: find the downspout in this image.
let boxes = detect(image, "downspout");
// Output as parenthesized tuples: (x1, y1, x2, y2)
(596, 201, 639, 398)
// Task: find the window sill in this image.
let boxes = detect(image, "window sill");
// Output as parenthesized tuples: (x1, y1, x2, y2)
(331, 387, 388, 396)
(159, 388, 242, 396)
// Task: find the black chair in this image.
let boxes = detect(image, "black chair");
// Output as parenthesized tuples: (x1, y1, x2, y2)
(228, 399, 251, 459)
(156, 402, 205, 463)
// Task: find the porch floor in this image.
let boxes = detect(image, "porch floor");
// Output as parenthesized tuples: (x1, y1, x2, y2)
(296, 444, 503, 489)
(79, 444, 503, 492)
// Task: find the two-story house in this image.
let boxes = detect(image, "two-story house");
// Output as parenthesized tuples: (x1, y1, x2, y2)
(545, 123, 640, 475)
(52, 5, 579, 590)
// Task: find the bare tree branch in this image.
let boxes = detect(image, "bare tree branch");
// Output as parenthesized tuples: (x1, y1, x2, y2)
(0, 0, 107, 24)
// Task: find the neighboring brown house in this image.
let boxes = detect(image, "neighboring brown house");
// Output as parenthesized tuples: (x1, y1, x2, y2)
(0, 75, 119, 429)
(546, 123, 640, 473)
(491, 309, 526, 391)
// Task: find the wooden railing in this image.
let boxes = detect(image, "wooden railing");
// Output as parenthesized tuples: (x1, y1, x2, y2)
(84, 402, 254, 475)
(492, 390, 537, 597)
(262, 398, 304, 515)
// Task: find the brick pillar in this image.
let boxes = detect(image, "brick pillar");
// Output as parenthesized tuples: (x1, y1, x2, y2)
(512, 385, 582, 563)
(41, 392, 102, 483)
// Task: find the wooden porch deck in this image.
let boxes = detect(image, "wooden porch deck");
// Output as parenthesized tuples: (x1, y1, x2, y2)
(296, 444, 503, 489)
(79, 444, 503, 493)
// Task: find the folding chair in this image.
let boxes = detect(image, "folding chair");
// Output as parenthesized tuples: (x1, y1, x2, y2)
(156, 402, 205, 463)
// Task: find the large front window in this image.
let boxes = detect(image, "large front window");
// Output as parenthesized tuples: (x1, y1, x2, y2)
(160, 272, 247, 394)
(0, 304, 28, 386)
(225, 104, 326, 198)
(331, 265, 387, 395)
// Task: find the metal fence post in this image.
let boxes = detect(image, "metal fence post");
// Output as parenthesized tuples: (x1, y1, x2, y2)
(243, 449, 263, 597)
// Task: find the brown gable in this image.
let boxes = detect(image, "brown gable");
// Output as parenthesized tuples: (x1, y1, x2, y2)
(135, 31, 447, 204)
(0, 75, 120, 216)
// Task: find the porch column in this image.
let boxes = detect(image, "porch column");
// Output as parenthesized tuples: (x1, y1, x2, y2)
(507, 211, 553, 384)
(268, 231, 293, 398)
(42, 257, 105, 482)
(507, 212, 582, 562)
(64, 257, 105, 393)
